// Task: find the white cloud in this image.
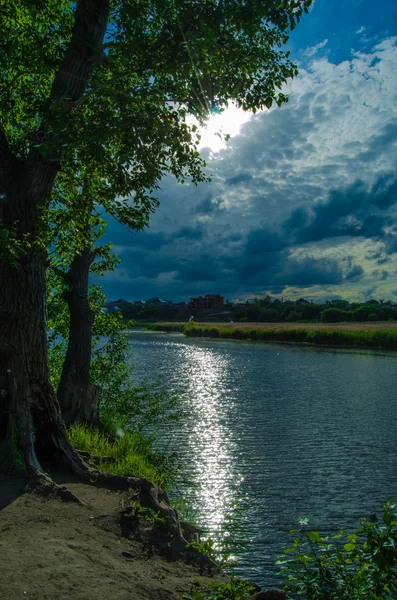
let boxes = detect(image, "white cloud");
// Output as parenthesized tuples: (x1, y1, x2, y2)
(302, 39, 329, 57)
(356, 26, 366, 34)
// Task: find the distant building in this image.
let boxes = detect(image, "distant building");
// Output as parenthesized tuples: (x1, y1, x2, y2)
(105, 305, 122, 313)
(296, 297, 310, 305)
(146, 297, 172, 306)
(188, 294, 224, 309)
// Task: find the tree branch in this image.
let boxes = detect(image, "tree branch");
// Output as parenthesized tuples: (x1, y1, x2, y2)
(50, 0, 110, 104)
(27, 0, 111, 165)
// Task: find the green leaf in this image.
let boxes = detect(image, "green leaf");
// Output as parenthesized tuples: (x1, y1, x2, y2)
(343, 543, 356, 551)
(307, 531, 323, 543)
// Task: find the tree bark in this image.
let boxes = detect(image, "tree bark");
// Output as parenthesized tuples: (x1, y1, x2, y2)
(0, 0, 110, 476)
(0, 163, 84, 473)
(57, 246, 100, 426)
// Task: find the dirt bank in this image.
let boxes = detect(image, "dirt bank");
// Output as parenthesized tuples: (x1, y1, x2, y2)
(0, 474, 231, 600)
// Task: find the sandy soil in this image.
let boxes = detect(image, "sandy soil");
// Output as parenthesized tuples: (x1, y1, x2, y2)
(174, 321, 397, 331)
(0, 474, 231, 600)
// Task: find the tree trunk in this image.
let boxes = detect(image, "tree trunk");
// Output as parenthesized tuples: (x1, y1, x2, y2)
(0, 165, 86, 475)
(0, 0, 111, 476)
(57, 246, 100, 426)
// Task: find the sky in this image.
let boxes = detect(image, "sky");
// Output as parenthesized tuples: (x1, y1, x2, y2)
(102, 0, 397, 304)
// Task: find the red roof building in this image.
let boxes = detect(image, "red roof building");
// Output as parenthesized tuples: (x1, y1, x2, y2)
(188, 294, 224, 309)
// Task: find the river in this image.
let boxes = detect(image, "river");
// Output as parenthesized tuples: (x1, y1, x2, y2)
(126, 330, 397, 589)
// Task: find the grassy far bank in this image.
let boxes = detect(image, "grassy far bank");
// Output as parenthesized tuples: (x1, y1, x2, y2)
(145, 321, 397, 349)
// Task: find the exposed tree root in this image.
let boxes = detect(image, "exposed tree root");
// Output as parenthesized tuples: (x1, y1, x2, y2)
(26, 469, 85, 504)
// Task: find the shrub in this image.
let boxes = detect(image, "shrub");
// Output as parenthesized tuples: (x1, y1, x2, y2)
(286, 310, 302, 322)
(368, 312, 379, 321)
(278, 503, 397, 599)
(321, 308, 353, 323)
(260, 308, 280, 322)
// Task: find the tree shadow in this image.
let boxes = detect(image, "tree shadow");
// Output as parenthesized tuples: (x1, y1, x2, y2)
(0, 474, 26, 510)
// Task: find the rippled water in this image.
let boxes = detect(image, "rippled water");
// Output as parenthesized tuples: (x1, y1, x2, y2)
(126, 331, 397, 588)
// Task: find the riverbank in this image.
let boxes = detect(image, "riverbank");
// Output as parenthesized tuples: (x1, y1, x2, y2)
(0, 474, 274, 600)
(146, 321, 397, 349)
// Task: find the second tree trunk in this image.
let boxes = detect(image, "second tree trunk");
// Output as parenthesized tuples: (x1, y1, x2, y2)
(57, 246, 100, 426)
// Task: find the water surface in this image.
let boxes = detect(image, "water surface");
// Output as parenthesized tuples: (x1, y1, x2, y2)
(127, 331, 397, 588)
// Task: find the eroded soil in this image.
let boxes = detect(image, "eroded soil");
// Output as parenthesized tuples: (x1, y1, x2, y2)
(0, 474, 229, 600)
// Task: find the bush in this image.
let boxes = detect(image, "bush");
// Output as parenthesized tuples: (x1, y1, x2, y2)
(321, 308, 353, 323)
(278, 503, 397, 599)
(368, 312, 379, 321)
(286, 310, 302, 322)
(260, 308, 280, 322)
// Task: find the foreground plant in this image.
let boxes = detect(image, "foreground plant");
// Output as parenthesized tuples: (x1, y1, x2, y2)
(277, 502, 397, 599)
(180, 577, 256, 600)
(68, 424, 175, 489)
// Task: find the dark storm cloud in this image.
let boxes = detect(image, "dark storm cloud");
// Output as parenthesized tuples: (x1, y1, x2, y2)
(282, 175, 396, 248)
(194, 194, 223, 215)
(105, 223, 168, 251)
(230, 252, 281, 284)
(176, 254, 223, 282)
(383, 229, 397, 254)
(372, 269, 390, 280)
(225, 173, 253, 186)
(356, 121, 397, 164)
(372, 174, 397, 209)
(245, 229, 286, 254)
(170, 226, 204, 241)
(115, 248, 176, 276)
(282, 207, 309, 233)
(271, 256, 343, 287)
(294, 181, 369, 243)
(365, 251, 390, 265)
(345, 265, 365, 281)
(363, 287, 377, 300)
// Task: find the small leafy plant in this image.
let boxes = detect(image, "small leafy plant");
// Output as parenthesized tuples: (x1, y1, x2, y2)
(277, 503, 397, 599)
(182, 576, 256, 600)
(135, 505, 169, 528)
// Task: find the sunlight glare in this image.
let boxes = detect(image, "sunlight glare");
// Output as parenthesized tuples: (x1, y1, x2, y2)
(189, 104, 254, 153)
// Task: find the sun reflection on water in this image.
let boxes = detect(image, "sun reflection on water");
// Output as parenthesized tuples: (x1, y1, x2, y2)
(176, 344, 242, 534)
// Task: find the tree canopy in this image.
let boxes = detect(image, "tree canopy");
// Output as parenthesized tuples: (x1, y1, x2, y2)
(1, 0, 311, 238)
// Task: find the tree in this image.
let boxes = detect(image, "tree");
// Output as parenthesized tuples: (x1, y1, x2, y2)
(0, 0, 312, 485)
(47, 196, 121, 426)
(321, 308, 353, 323)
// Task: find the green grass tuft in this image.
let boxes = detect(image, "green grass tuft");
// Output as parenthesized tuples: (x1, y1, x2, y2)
(68, 424, 173, 489)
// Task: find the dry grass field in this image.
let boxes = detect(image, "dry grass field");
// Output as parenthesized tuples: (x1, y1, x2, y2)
(149, 321, 397, 348)
(169, 321, 397, 331)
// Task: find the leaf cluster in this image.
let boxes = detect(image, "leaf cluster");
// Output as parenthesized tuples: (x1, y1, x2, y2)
(277, 503, 397, 599)
(184, 576, 256, 600)
(1, 0, 311, 244)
